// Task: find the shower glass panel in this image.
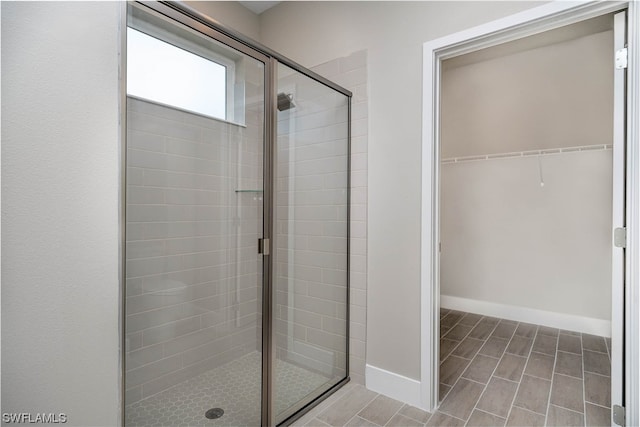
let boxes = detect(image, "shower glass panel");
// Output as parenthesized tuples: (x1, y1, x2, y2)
(124, 4, 265, 426)
(274, 63, 350, 424)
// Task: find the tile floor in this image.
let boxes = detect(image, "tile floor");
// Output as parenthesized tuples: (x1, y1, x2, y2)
(126, 351, 332, 427)
(294, 310, 611, 427)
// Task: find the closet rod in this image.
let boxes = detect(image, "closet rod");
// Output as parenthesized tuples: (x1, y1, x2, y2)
(442, 143, 611, 164)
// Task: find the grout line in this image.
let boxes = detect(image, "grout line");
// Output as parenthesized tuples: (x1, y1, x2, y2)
(491, 375, 520, 384)
(457, 377, 490, 387)
(585, 401, 613, 411)
(439, 313, 500, 406)
(474, 407, 507, 422)
(344, 391, 380, 427)
(381, 402, 404, 427)
(549, 371, 586, 382)
(582, 347, 610, 355)
(451, 414, 468, 423)
(428, 407, 468, 424)
(438, 383, 452, 403)
(342, 414, 364, 427)
(475, 353, 501, 361)
(424, 411, 435, 426)
(394, 405, 419, 425)
(426, 409, 468, 425)
(460, 320, 518, 422)
(549, 404, 586, 416)
(437, 313, 489, 420)
(510, 371, 552, 384)
(439, 313, 473, 367)
(556, 349, 581, 356)
(509, 326, 542, 420)
(500, 322, 534, 424)
(437, 312, 611, 426)
(582, 371, 611, 379)
(544, 331, 561, 425)
(513, 405, 546, 417)
(511, 401, 548, 417)
(581, 333, 588, 424)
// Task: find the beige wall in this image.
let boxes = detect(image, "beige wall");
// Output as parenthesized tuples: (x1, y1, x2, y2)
(441, 30, 613, 158)
(440, 29, 613, 324)
(441, 150, 613, 320)
(1, 2, 121, 424)
(259, 1, 546, 380)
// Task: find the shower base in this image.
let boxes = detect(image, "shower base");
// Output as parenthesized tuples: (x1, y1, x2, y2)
(125, 351, 332, 426)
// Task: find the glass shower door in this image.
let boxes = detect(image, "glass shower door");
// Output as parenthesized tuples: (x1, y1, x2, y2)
(273, 63, 350, 424)
(124, 4, 267, 426)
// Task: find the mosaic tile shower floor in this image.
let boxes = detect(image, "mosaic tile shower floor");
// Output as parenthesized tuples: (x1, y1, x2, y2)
(126, 352, 331, 427)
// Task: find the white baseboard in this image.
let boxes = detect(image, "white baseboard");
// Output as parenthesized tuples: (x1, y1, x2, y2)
(365, 364, 425, 409)
(441, 295, 611, 337)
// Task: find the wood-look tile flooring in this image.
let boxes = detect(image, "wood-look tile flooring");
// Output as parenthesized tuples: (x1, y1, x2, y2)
(438, 309, 611, 426)
(293, 310, 611, 426)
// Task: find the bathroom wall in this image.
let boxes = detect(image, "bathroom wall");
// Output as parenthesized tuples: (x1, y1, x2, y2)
(1, 2, 121, 425)
(2, 1, 558, 422)
(440, 28, 613, 328)
(259, 0, 545, 381)
(125, 91, 264, 404)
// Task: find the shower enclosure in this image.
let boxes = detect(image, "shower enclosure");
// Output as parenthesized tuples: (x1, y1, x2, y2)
(123, 2, 350, 426)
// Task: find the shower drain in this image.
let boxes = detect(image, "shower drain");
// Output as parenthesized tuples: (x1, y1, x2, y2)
(205, 408, 224, 420)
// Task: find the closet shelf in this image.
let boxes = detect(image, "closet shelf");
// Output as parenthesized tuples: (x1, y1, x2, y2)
(442, 144, 612, 164)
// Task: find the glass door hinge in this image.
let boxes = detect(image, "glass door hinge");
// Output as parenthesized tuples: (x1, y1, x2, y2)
(258, 238, 270, 255)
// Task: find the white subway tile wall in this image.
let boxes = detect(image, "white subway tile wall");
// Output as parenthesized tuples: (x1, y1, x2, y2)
(327, 50, 368, 385)
(125, 50, 369, 411)
(274, 62, 349, 391)
(274, 51, 368, 385)
(125, 65, 265, 404)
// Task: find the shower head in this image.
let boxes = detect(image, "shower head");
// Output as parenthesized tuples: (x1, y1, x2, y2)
(277, 92, 295, 111)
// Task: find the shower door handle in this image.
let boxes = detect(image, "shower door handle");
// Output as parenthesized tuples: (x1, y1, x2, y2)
(258, 238, 270, 256)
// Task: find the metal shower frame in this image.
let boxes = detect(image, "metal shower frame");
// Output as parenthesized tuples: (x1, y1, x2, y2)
(119, 2, 352, 426)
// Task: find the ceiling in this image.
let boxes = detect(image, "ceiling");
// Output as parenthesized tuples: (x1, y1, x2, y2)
(238, 1, 281, 15)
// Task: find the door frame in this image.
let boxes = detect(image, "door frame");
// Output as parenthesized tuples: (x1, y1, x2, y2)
(420, 2, 640, 425)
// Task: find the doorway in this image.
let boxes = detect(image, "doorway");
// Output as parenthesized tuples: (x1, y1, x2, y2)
(437, 13, 616, 421)
(421, 2, 639, 425)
